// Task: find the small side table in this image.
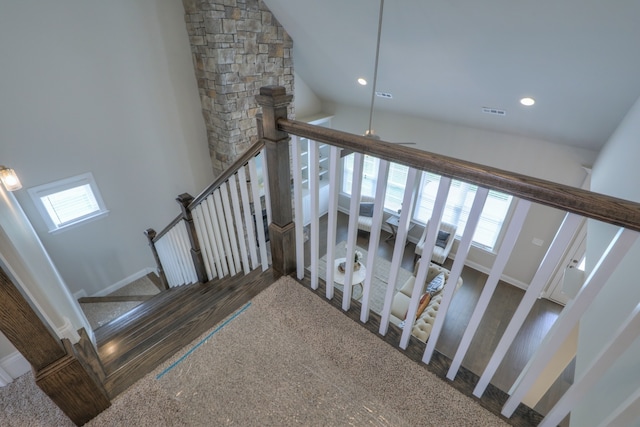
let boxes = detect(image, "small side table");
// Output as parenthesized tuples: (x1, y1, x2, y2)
(333, 258, 366, 300)
(385, 215, 415, 243)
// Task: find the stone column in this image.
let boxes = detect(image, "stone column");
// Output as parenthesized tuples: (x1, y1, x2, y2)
(182, 0, 294, 176)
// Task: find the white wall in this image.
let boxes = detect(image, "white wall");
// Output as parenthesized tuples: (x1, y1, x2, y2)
(324, 102, 597, 287)
(293, 71, 323, 119)
(572, 96, 640, 427)
(0, 0, 212, 296)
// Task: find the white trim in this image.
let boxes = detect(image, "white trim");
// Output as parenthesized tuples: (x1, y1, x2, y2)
(0, 365, 12, 387)
(27, 172, 109, 233)
(0, 351, 31, 385)
(92, 267, 156, 297)
(73, 289, 88, 300)
(57, 316, 80, 343)
(453, 257, 530, 290)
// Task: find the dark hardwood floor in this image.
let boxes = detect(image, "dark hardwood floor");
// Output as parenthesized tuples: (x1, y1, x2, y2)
(304, 211, 573, 422)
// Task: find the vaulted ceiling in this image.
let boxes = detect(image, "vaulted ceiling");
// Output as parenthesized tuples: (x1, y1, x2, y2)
(263, 0, 640, 151)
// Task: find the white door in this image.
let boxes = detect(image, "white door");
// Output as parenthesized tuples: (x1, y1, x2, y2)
(544, 221, 587, 305)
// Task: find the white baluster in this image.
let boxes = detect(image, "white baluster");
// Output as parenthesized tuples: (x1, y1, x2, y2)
(379, 168, 421, 337)
(447, 199, 531, 380)
(192, 205, 214, 281)
(260, 148, 272, 225)
(309, 139, 320, 290)
(325, 146, 341, 300)
(400, 175, 449, 349)
(343, 152, 364, 311)
(361, 160, 389, 323)
(228, 174, 250, 275)
(220, 181, 242, 274)
(249, 157, 269, 271)
(423, 187, 488, 364)
(205, 196, 228, 277)
(238, 165, 259, 270)
(502, 227, 638, 418)
(473, 213, 583, 397)
(213, 188, 236, 276)
(540, 302, 640, 427)
(291, 135, 305, 280)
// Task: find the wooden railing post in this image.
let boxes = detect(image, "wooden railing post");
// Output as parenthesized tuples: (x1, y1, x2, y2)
(256, 86, 295, 277)
(0, 266, 110, 425)
(144, 228, 170, 290)
(177, 193, 208, 283)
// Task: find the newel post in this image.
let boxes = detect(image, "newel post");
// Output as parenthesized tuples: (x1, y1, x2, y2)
(256, 86, 296, 277)
(0, 266, 110, 425)
(144, 228, 170, 290)
(177, 193, 208, 283)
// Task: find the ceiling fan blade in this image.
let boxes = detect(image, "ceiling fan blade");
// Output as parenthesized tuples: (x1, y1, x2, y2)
(391, 142, 417, 145)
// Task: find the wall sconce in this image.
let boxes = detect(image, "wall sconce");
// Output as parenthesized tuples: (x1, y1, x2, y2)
(0, 166, 22, 191)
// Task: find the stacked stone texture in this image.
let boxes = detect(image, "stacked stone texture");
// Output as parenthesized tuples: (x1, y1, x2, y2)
(183, 0, 294, 176)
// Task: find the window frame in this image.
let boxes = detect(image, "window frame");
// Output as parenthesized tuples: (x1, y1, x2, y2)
(27, 172, 109, 234)
(341, 154, 514, 252)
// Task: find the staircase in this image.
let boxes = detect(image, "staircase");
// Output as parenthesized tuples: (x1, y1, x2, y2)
(93, 268, 276, 398)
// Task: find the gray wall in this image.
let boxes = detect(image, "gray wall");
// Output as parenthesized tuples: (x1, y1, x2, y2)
(0, 0, 213, 297)
(572, 96, 640, 427)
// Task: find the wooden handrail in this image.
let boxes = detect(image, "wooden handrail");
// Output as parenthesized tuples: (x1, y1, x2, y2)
(278, 118, 640, 233)
(188, 139, 265, 209)
(152, 215, 183, 243)
(152, 139, 265, 243)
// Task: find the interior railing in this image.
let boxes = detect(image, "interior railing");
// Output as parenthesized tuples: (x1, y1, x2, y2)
(255, 87, 640, 425)
(146, 85, 640, 426)
(145, 140, 271, 289)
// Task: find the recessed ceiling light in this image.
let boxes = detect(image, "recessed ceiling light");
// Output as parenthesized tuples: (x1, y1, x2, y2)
(520, 97, 535, 106)
(357, 78, 367, 86)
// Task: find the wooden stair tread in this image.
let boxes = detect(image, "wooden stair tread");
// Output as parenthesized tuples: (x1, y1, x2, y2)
(94, 282, 196, 342)
(97, 268, 275, 398)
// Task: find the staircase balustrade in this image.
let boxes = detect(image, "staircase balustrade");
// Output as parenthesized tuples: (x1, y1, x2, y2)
(259, 86, 640, 424)
(147, 85, 640, 424)
(146, 140, 272, 288)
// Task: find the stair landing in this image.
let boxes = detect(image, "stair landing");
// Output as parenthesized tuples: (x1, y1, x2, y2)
(95, 268, 276, 398)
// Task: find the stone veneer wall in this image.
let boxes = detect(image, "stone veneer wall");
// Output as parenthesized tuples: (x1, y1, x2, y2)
(182, 0, 294, 176)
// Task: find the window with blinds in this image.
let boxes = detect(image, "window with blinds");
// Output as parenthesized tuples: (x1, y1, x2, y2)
(28, 173, 109, 233)
(342, 154, 513, 251)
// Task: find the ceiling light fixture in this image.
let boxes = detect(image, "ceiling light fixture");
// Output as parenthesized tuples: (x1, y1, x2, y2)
(357, 78, 367, 86)
(0, 166, 22, 191)
(520, 97, 536, 106)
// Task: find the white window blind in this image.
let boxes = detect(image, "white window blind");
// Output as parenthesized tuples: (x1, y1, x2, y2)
(40, 184, 100, 227)
(28, 173, 109, 233)
(342, 154, 513, 250)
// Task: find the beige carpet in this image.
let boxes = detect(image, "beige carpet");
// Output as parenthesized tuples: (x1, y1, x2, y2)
(80, 275, 161, 329)
(315, 241, 413, 315)
(0, 276, 508, 426)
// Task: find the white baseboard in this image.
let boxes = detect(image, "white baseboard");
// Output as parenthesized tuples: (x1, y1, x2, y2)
(73, 289, 87, 300)
(455, 257, 529, 290)
(0, 352, 30, 386)
(93, 267, 156, 297)
(57, 316, 80, 343)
